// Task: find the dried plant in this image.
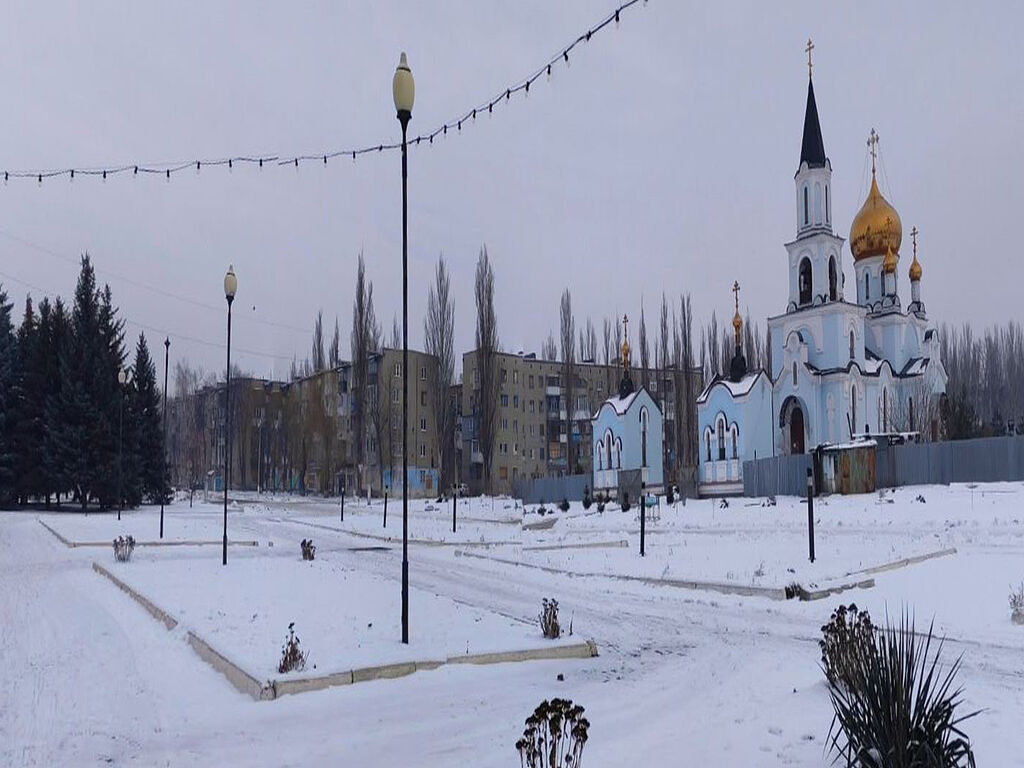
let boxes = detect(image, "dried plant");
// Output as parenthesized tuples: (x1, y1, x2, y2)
(113, 535, 136, 562)
(540, 598, 561, 639)
(300, 538, 316, 561)
(820, 604, 876, 689)
(516, 698, 589, 768)
(278, 622, 308, 674)
(1010, 582, 1024, 624)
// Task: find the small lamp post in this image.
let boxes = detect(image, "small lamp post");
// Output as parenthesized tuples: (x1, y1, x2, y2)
(223, 265, 237, 566)
(393, 51, 414, 645)
(118, 367, 128, 521)
(806, 467, 815, 563)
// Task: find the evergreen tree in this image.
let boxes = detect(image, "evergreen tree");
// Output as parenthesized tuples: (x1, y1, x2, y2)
(0, 285, 16, 504)
(131, 333, 168, 502)
(43, 298, 70, 505)
(97, 284, 128, 508)
(12, 296, 43, 504)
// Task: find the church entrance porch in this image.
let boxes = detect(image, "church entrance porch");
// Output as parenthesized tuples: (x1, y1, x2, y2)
(779, 396, 807, 455)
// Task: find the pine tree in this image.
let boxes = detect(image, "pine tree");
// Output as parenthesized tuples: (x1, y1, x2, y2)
(0, 285, 16, 504)
(12, 296, 43, 504)
(98, 284, 128, 508)
(43, 298, 70, 505)
(131, 333, 167, 502)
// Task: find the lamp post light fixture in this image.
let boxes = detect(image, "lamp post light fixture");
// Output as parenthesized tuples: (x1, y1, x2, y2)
(393, 51, 414, 645)
(118, 366, 128, 521)
(160, 337, 170, 538)
(223, 265, 237, 566)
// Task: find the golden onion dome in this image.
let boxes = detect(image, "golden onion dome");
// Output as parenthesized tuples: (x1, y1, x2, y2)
(621, 338, 630, 368)
(909, 253, 922, 281)
(732, 309, 742, 332)
(850, 173, 902, 261)
(883, 245, 898, 273)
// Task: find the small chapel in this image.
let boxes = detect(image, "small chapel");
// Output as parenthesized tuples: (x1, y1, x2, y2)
(696, 42, 948, 497)
(592, 316, 664, 495)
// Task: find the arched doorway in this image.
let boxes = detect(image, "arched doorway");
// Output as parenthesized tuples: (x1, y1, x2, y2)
(790, 406, 806, 454)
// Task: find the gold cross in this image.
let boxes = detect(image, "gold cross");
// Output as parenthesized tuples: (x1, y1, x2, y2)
(732, 280, 740, 313)
(867, 128, 879, 175)
(622, 313, 628, 341)
(911, 225, 918, 257)
(805, 39, 814, 78)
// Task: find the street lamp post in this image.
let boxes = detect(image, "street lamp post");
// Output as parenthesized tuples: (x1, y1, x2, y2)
(118, 367, 127, 521)
(223, 265, 237, 566)
(161, 337, 169, 538)
(393, 51, 414, 645)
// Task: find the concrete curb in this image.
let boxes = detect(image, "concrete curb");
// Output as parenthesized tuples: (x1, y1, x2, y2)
(447, 640, 598, 665)
(285, 518, 519, 549)
(522, 540, 629, 552)
(186, 631, 273, 701)
(850, 547, 958, 577)
(454, 549, 790, 600)
(796, 578, 876, 601)
(38, 520, 258, 549)
(91, 562, 179, 630)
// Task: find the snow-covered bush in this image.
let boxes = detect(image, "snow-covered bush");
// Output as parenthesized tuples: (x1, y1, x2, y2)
(540, 598, 561, 639)
(300, 538, 316, 561)
(516, 698, 589, 768)
(112, 535, 136, 562)
(558, 498, 570, 513)
(820, 604, 875, 689)
(1010, 582, 1024, 625)
(278, 622, 308, 674)
(536, 504, 548, 516)
(826, 613, 978, 767)
(581, 486, 592, 510)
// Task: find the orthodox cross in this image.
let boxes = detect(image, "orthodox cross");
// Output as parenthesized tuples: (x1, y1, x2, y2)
(911, 225, 918, 257)
(622, 313, 628, 342)
(867, 128, 879, 174)
(732, 280, 740, 314)
(805, 38, 814, 78)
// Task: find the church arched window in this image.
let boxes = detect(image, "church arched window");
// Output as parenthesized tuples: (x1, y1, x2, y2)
(825, 184, 830, 223)
(803, 186, 809, 226)
(616, 438, 622, 469)
(605, 432, 613, 471)
(882, 389, 888, 432)
(864, 272, 870, 302)
(640, 408, 649, 468)
(814, 182, 822, 225)
(909, 396, 915, 432)
(851, 384, 857, 434)
(705, 430, 711, 462)
(792, 362, 798, 387)
(731, 425, 738, 459)
(829, 256, 838, 301)
(849, 330, 855, 361)
(717, 419, 725, 461)
(596, 443, 603, 471)
(798, 258, 812, 305)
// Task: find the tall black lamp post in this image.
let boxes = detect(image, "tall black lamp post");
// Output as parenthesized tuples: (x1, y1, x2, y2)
(393, 51, 414, 645)
(118, 367, 127, 520)
(223, 264, 237, 566)
(161, 337, 170, 538)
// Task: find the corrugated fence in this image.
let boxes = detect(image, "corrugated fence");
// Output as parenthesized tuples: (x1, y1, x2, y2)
(743, 435, 1024, 497)
(513, 474, 592, 504)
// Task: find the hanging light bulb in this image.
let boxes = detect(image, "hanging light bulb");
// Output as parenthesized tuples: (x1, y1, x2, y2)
(547, 64, 552, 82)
(69, 169, 74, 182)
(564, 50, 570, 68)
(196, 161, 201, 175)
(615, 10, 620, 27)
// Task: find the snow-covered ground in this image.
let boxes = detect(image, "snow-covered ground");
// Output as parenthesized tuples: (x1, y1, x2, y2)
(3, 482, 1024, 766)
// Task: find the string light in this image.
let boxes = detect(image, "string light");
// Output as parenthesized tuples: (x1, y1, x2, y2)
(1, 0, 646, 185)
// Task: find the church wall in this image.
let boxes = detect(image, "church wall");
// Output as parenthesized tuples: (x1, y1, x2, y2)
(697, 377, 773, 493)
(591, 389, 664, 492)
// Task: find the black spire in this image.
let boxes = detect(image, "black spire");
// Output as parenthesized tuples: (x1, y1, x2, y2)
(799, 78, 827, 169)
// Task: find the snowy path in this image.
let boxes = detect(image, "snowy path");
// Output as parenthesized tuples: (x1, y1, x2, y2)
(3, 495, 1024, 766)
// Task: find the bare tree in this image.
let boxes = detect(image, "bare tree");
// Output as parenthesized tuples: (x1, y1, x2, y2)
(350, 253, 380, 494)
(658, 294, 671, 474)
(329, 317, 340, 368)
(390, 314, 401, 350)
(560, 289, 576, 475)
(475, 247, 499, 493)
(541, 332, 557, 362)
(312, 310, 326, 372)
(638, 302, 650, 390)
(424, 255, 456, 490)
(171, 360, 208, 506)
(369, 357, 393, 493)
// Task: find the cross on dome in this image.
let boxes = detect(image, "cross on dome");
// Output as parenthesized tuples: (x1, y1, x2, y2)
(867, 128, 879, 175)
(805, 38, 814, 78)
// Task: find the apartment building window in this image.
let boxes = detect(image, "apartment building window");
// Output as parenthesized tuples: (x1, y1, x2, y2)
(540, 424, 545, 437)
(420, 417, 427, 432)
(501, 417, 508, 430)
(499, 466, 508, 481)
(650, 379, 657, 393)
(394, 363, 402, 377)
(473, 369, 479, 387)
(596, 381, 603, 395)
(419, 444, 426, 458)
(529, 448, 534, 460)
(513, 419, 519, 434)
(513, 394, 519, 408)
(500, 394, 509, 407)
(513, 370, 519, 384)
(419, 365, 426, 381)
(501, 368, 507, 383)
(540, 447, 545, 459)
(529, 375, 534, 388)
(529, 424, 535, 436)
(420, 391, 427, 406)
(529, 400, 535, 413)
(392, 388, 400, 404)
(513, 443, 518, 455)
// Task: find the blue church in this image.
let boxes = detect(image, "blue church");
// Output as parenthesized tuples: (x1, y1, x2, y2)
(696, 49, 947, 497)
(592, 320, 665, 495)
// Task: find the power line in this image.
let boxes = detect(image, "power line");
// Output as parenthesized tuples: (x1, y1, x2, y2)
(0, 229, 312, 335)
(0, 267, 296, 362)
(0, 0, 647, 184)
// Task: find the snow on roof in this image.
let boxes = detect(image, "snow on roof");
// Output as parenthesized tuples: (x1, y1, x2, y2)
(697, 370, 765, 403)
(863, 358, 884, 375)
(900, 357, 929, 376)
(820, 439, 877, 451)
(599, 390, 640, 417)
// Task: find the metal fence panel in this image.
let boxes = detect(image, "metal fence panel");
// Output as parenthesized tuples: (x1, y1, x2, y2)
(513, 474, 591, 504)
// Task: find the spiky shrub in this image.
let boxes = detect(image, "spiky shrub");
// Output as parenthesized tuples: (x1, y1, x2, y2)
(278, 622, 308, 673)
(540, 598, 561, 639)
(581, 486, 592, 510)
(826, 614, 978, 767)
(559, 498, 570, 512)
(1010, 582, 1024, 624)
(112, 535, 136, 562)
(300, 538, 316, 561)
(820, 604, 876, 689)
(516, 698, 589, 768)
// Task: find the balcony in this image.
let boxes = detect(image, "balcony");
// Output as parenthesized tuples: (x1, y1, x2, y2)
(546, 385, 561, 397)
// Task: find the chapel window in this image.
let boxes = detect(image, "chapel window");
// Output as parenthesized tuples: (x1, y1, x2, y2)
(799, 258, 812, 305)
(717, 420, 725, 461)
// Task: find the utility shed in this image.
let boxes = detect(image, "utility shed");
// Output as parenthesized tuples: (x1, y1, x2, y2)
(819, 440, 876, 495)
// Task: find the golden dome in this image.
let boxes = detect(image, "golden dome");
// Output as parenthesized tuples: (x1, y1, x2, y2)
(850, 173, 902, 261)
(732, 309, 742, 331)
(883, 245, 897, 273)
(909, 253, 922, 281)
(621, 338, 630, 369)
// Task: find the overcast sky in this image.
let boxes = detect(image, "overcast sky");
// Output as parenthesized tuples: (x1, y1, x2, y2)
(2, 1, 1022, 383)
